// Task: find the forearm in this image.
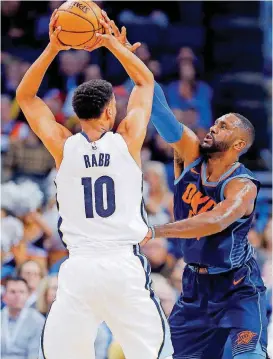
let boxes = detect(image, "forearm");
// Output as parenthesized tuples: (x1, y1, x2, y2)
(107, 40, 153, 86)
(151, 82, 183, 143)
(153, 211, 222, 239)
(16, 44, 58, 100)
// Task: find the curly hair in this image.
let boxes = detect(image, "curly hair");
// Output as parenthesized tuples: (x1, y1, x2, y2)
(72, 79, 113, 120)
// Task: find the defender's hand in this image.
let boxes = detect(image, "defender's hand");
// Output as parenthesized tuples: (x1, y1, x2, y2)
(102, 10, 141, 53)
(84, 15, 118, 51)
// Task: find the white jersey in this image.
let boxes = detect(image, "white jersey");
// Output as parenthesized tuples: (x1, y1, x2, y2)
(55, 131, 149, 252)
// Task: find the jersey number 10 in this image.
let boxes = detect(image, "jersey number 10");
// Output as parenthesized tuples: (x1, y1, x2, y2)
(81, 176, 116, 218)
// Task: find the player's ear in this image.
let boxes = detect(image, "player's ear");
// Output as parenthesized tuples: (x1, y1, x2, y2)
(234, 139, 246, 153)
(105, 106, 113, 120)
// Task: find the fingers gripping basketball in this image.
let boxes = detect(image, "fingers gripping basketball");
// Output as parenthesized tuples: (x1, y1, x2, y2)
(55, 1, 104, 48)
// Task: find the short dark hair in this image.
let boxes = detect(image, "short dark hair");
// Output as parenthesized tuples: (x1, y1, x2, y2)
(72, 79, 113, 120)
(232, 113, 255, 150)
(5, 277, 30, 291)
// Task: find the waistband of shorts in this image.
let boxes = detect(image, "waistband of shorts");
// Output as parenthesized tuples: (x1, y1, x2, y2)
(188, 264, 232, 275)
(188, 256, 254, 275)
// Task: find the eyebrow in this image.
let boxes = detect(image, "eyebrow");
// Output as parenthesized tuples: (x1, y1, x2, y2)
(215, 119, 228, 126)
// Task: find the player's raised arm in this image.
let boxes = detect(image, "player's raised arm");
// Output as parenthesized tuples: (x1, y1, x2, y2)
(94, 14, 154, 166)
(16, 11, 72, 168)
(143, 178, 257, 242)
(103, 15, 201, 168)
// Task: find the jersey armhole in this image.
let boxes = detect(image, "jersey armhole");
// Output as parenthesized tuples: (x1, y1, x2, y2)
(174, 157, 203, 185)
(114, 133, 143, 176)
(219, 174, 259, 222)
(54, 136, 72, 182)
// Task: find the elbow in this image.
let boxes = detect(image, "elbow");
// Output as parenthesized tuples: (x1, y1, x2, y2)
(136, 70, 154, 87)
(146, 70, 154, 86)
(16, 84, 33, 104)
(205, 216, 229, 235)
(16, 87, 26, 104)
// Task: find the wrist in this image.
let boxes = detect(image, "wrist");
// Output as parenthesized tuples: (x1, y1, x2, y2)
(47, 43, 60, 55)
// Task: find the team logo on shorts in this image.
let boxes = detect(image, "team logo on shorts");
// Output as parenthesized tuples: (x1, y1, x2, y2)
(236, 331, 257, 345)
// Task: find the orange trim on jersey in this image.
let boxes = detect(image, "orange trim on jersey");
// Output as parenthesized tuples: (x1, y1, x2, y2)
(190, 168, 200, 175)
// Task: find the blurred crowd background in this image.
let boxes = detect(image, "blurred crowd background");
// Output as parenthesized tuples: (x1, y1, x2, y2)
(1, 1, 272, 359)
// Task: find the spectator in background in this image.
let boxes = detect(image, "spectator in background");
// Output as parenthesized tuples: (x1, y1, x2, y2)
(144, 161, 173, 225)
(18, 260, 46, 308)
(1, 210, 24, 279)
(36, 275, 58, 317)
(1, 94, 29, 155)
(35, 1, 64, 44)
(3, 130, 55, 195)
(58, 51, 83, 93)
(2, 59, 22, 97)
(1, 277, 44, 359)
(1, 1, 34, 49)
(166, 52, 212, 130)
(20, 210, 52, 270)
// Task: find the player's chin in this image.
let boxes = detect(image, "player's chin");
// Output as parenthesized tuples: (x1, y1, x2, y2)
(200, 141, 212, 149)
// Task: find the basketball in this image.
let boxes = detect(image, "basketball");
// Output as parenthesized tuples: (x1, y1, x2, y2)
(55, 1, 104, 48)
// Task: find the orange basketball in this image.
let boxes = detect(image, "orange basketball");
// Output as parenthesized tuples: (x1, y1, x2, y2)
(55, 1, 104, 48)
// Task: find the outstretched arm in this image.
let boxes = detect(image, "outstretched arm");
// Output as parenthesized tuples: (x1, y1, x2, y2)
(16, 11, 72, 168)
(143, 178, 257, 242)
(105, 17, 200, 167)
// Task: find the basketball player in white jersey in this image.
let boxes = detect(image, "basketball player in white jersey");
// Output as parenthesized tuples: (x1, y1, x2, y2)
(16, 11, 173, 359)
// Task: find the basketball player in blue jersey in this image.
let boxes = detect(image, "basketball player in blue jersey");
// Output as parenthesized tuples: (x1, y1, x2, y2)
(98, 15, 269, 359)
(16, 11, 174, 359)
(141, 66, 269, 358)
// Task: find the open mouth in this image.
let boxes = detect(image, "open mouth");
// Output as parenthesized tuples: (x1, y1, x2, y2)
(203, 133, 213, 142)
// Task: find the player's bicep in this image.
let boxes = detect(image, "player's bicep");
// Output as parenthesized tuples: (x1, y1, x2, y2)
(172, 126, 200, 166)
(117, 84, 153, 152)
(18, 96, 72, 165)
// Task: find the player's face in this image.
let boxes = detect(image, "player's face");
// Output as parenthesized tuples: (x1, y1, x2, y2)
(200, 114, 241, 154)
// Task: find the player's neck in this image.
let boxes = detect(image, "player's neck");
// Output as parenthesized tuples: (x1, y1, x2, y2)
(206, 155, 238, 182)
(81, 122, 108, 142)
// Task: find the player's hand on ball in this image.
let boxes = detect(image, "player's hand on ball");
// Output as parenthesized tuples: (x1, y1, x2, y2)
(102, 10, 141, 53)
(49, 10, 71, 52)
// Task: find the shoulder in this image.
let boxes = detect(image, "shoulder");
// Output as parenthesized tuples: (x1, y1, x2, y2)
(224, 177, 257, 199)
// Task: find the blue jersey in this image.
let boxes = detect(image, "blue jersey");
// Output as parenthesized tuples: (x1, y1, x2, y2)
(174, 157, 260, 273)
